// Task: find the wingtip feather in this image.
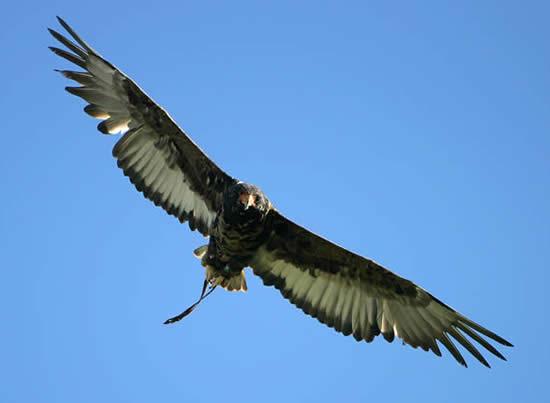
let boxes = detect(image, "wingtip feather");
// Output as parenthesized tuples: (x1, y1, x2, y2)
(55, 16, 97, 55)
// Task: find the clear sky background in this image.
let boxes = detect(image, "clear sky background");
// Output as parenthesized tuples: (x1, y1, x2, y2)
(2, 1, 548, 402)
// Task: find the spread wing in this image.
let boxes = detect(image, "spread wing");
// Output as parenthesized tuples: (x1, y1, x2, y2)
(250, 210, 513, 367)
(49, 17, 236, 236)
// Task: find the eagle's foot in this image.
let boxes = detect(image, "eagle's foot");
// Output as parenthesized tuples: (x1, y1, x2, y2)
(194, 244, 248, 291)
(205, 265, 248, 292)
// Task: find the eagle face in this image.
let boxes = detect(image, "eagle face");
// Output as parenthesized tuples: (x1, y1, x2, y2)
(223, 183, 271, 226)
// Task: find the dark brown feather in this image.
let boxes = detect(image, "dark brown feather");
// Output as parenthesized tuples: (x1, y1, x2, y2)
(250, 210, 512, 367)
(50, 17, 237, 236)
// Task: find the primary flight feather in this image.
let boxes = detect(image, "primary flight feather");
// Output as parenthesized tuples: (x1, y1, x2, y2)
(49, 17, 512, 368)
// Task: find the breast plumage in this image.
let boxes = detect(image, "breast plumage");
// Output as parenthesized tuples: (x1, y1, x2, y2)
(195, 183, 272, 292)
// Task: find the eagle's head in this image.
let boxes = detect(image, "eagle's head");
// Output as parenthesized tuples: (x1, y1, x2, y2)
(223, 182, 271, 224)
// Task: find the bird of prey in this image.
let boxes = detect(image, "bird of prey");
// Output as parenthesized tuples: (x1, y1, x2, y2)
(49, 17, 512, 368)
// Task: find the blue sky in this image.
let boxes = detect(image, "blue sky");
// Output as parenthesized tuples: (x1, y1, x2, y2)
(2, 1, 549, 402)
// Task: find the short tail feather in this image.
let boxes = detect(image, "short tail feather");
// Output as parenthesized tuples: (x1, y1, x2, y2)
(205, 266, 248, 291)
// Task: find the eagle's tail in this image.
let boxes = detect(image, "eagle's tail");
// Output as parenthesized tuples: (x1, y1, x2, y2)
(206, 267, 248, 291)
(193, 245, 248, 291)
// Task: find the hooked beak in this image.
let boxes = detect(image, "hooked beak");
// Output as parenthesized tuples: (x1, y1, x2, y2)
(238, 193, 257, 210)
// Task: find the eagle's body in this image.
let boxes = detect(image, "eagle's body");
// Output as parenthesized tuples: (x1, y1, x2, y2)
(200, 183, 272, 292)
(49, 17, 512, 368)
